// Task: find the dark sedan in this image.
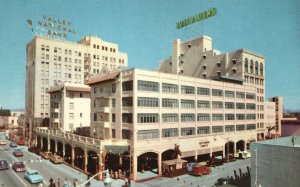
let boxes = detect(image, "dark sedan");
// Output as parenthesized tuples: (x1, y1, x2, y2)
(0, 160, 9, 170)
(13, 149, 24, 157)
(207, 157, 224, 167)
(12, 162, 26, 172)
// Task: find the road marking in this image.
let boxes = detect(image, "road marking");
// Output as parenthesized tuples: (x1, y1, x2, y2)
(10, 170, 28, 187)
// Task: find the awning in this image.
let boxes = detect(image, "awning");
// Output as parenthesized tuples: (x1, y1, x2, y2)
(104, 145, 130, 154)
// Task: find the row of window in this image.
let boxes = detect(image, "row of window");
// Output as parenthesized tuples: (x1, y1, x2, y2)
(136, 80, 256, 99)
(244, 58, 263, 76)
(136, 97, 256, 110)
(136, 113, 256, 123)
(137, 124, 256, 140)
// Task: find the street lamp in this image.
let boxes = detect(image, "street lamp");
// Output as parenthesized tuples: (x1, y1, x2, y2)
(77, 169, 112, 187)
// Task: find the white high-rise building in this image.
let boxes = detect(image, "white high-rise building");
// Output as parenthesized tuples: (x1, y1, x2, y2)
(25, 35, 128, 139)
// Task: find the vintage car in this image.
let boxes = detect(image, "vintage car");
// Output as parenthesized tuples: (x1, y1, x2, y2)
(40, 151, 53, 159)
(24, 170, 43, 184)
(206, 156, 224, 167)
(12, 162, 26, 172)
(0, 160, 9, 170)
(191, 164, 211, 176)
(50, 154, 63, 164)
(223, 154, 237, 163)
(10, 141, 17, 148)
(0, 140, 6, 145)
(234, 150, 251, 159)
(13, 149, 24, 157)
(17, 138, 25, 145)
(28, 146, 41, 155)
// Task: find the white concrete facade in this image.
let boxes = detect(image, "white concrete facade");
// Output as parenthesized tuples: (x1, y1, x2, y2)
(48, 83, 91, 132)
(25, 35, 128, 137)
(88, 68, 259, 179)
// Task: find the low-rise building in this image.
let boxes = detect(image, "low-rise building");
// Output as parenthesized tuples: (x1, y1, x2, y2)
(48, 83, 91, 132)
(250, 136, 300, 187)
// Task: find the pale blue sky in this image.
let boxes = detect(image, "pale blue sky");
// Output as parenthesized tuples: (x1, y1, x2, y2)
(0, 0, 299, 110)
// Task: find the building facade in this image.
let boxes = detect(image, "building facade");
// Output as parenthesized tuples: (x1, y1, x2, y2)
(250, 137, 300, 187)
(25, 35, 128, 139)
(48, 83, 91, 132)
(88, 68, 259, 179)
(268, 96, 283, 137)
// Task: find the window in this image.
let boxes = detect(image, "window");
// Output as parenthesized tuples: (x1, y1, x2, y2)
(122, 130, 131, 139)
(212, 89, 223, 97)
(80, 93, 83, 98)
(122, 81, 133, 91)
(236, 103, 245, 109)
(244, 58, 248, 73)
(111, 84, 116, 93)
(80, 113, 82, 117)
(212, 101, 223, 109)
(197, 127, 210, 134)
(225, 114, 235, 120)
(181, 85, 195, 94)
(69, 93, 74, 98)
(69, 113, 74, 120)
(260, 63, 264, 76)
(247, 114, 256, 120)
(212, 126, 223, 133)
(225, 102, 235, 109)
(236, 92, 245, 99)
(122, 97, 133, 107)
(236, 124, 245, 131)
(181, 127, 195, 136)
(225, 125, 235, 132)
(181, 114, 195, 122)
(250, 60, 254, 73)
(69, 102, 74, 110)
(197, 100, 210, 108)
(197, 87, 210, 95)
(112, 114, 115, 122)
(122, 113, 133, 123)
(137, 113, 159, 123)
(162, 128, 178, 138)
(112, 129, 115, 138)
(162, 83, 178, 93)
(246, 93, 255, 99)
(137, 130, 159, 140)
(225, 91, 235, 98)
(162, 114, 179, 122)
(112, 98, 116, 108)
(138, 80, 159, 92)
(162, 98, 178, 108)
(255, 61, 259, 75)
(137, 97, 159, 107)
(247, 124, 256, 130)
(246, 103, 256, 110)
(212, 114, 223, 121)
(181, 99, 195, 108)
(236, 114, 245, 120)
(197, 113, 210, 121)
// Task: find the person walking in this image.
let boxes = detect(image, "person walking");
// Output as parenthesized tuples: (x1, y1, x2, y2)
(57, 177, 60, 187)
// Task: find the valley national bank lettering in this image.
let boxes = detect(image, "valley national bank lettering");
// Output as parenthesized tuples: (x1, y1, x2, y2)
(30, 15, 76, 39)
(176, 8, 217, 29)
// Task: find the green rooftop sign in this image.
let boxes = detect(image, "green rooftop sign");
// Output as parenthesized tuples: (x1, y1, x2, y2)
(176, 7, 217, 29)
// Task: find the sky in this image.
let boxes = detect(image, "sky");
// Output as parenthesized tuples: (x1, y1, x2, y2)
(0, 0, 299, 110)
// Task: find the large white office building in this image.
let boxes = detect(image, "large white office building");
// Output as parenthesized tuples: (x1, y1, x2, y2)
(25, 35, 128, 139)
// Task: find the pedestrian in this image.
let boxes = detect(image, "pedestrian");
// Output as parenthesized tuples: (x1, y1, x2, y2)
(128, 177, 131, 187)
(49, 177, 54, 185)
(86, 175, 91, 187)
(58, 177, 60, 187)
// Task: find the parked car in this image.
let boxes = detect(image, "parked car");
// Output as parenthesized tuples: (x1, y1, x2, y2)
(10, 141, 17, 148)
(207, 156, 224, 167)
(17, 138, 25, 145)
(28, 146, 41, 155)
(12, 162, 26, 172)
(40, 151, 53, 159)
(0, 160, 9, 170)
(13, 149, 24, 157)
(216, 177, 228, 185)
(191, 164, 211, 176)
(223, 154, 236, 163)
(234, 150, 251, 159)
(24, 170, 43, 184)
(50, 154, 63, 164)
(0, 140, 6, 145)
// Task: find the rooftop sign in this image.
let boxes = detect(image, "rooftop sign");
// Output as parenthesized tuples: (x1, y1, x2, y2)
(176, 8, 217, 29)
(27, 15, 76, 40)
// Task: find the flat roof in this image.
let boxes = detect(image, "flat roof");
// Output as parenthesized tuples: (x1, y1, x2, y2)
(252, 136, 300, 148)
